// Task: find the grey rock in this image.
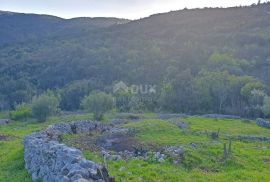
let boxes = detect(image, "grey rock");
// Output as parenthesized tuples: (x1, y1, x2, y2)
(23, 120, 112, 182)
(0, 119, 10, 125)
(158, 114, 187, 120)
(175, 121, 189, 129)
(256, 118, 270, 129)
(202, 114, 241, 119)
(154, 152, 165, 163)
(164, 146, 184, 157)
(236, 135, 270, 142)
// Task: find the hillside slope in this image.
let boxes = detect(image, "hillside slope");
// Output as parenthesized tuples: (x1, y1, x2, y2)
(0, 3, 270, 113)
(0, 11, 129, 46)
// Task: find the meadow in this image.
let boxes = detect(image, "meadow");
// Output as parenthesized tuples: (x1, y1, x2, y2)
(1, 113, 270, 182)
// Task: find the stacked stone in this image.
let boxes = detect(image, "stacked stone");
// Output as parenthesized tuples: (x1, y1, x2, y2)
(202, 114, 241, 119)
(256, 118, 270, 129)
(23, 121, 113, 182)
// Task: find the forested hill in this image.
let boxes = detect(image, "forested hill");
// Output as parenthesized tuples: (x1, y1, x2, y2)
(0, 11, 129, 46)
(1, 3, 270, 116)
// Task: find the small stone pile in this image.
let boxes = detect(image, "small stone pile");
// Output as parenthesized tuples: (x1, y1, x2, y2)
(256, 118, 270, 129)
(23, 121, 114, 182)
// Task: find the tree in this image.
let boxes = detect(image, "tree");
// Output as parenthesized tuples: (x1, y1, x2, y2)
(60, 80, 99, 111)
(241, 82, 266, 117)
(31, 92, 60, 122)
(262, 96, 270, 117)
(194, 71, 231, 113)
(114, 90, 133, 112)
(10, 103, 32, 121)
(81, 92, 114, 120)
(159, 69, 197, 113)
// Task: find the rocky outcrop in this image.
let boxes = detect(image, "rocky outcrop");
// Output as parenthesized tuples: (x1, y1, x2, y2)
(256, 118, 270, 129)
(23, 121, 114, 182)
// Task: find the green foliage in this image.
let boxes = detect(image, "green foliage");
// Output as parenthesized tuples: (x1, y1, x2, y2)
(60, 80, 102, 111)
(193, 71, 267, 116)
(1, 4, 270, 117)
(0, 77, 35, 110)
(262, 96, 270, 117)
(160, 69, 196, 113)
(81, 92, 114, 120)
(114, 91, 133, 112)
(10, 103, 32, 121)
(31, 91, 60, 122)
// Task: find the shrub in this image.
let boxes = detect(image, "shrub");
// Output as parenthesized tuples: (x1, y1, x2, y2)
(81, 92, 114, 120)
(31, 92, 60, 122)
(10, 103, 32, 121)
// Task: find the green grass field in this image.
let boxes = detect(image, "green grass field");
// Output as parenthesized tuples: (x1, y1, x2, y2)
(1, 113, 270, 182)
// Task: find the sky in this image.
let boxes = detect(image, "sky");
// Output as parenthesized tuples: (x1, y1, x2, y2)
(0, 0, 267, 19)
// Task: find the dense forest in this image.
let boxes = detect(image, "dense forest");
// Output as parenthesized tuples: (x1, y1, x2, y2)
(1, 3, 270, 118)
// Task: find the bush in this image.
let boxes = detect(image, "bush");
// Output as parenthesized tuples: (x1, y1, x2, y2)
(81, 92, 114, 120)
(10, 103, 32, 121)
(31, 92, 60, 122)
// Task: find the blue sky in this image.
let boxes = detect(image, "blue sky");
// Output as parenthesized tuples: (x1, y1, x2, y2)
(0, 0, 265, 19)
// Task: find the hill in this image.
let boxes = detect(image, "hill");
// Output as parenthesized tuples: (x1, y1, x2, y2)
(0, 11, 129, 46)
(0, 3, 270, 116)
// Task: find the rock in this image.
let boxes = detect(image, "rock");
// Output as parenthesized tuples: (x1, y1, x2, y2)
(164, 146, 184, 157)
(175, 121, 189, 129)
(74, 179, 93, 182)
(23, 120, 112, 182)
(71, 121, 97, 134)
(202, 114, 241, 119)
(236, 135, 270, 142)
(158, 114, 187, 120)
(0, 134, 9, 141)
(190, 143, 197, 148)
(0, 119, 10, 125)
(119, 166, 125, 172)
(110, 119, 129, 125)
(101, 150, 122, 161)
(154, 152, 165, 163)
(163, 146, 184, 164)
(256, 118, 270, 129)
(116, 113, 141, 120)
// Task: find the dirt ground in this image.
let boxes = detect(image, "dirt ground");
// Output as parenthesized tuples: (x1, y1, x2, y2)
(65, 129, 147, 154)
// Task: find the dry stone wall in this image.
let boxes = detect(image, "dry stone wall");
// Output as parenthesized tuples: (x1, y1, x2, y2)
(256, 118, 270, 129)
(23, 121, 114, 182)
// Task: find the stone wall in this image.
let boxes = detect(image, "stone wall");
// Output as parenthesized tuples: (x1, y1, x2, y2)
(202, 114, 241, 119)
(256, 118, 270, 129)
(23, 121, 114, 182)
